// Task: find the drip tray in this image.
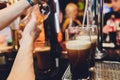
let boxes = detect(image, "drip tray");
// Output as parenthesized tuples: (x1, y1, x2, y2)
(62, 61, 120, 80)
(95, 61, 120, 80)
(62, 65, 71, 80)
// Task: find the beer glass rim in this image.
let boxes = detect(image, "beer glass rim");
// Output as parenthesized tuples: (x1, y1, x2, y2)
(79, 25, 97, 28)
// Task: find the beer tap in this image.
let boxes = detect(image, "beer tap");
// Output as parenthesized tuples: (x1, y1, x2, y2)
(98, 0, 103, 51)
(53, 0, 60, 33)
(39, 0, 60, 68)
(95, 0, 108, 59)
(83, 0, 93, 27)
(38, 0, 51, 20)
(53, 0, 60, 68)
(82, 0, 88, 27)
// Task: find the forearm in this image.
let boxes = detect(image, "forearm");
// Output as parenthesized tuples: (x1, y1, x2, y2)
(0, 0, 30, 30)
(7, 37, 35, 80)
(7, 8, 40, 80)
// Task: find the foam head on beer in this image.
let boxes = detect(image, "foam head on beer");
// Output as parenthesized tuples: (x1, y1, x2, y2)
(76, 35, 97, 43)
(66, 40, 91, 50)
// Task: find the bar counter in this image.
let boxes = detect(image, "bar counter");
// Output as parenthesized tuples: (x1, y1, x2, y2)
(0, 47, 120, 80)
(0, 50, 69, 80)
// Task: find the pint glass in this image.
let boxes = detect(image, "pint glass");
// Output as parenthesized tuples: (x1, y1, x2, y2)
(66, 27, 91, 79)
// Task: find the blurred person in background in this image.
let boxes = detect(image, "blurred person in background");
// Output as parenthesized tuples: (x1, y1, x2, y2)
(62, 3, 81, 33)
(60, 3, 82, 52)
(103, 0, 120, 47)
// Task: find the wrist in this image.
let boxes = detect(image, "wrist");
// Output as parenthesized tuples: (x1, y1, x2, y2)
(19, 40, 34, 54)
(20, 34, 34, 46)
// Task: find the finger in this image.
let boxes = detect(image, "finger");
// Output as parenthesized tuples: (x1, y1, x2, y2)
(23, 14, 37, 36)
(20, 14, 31, 27)
(21, 7, 34, 25)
